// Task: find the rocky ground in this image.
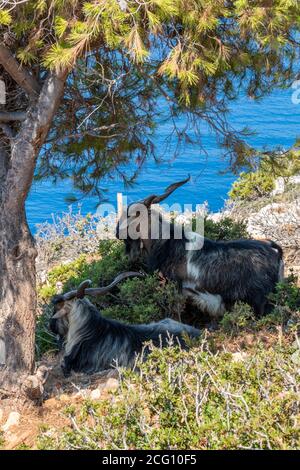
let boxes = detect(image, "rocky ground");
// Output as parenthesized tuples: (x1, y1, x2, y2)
(0, 358, 120, 450)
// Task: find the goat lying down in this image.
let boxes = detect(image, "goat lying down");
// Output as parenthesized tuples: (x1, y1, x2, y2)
(50, 273, 200, 376)
(116, 177, 284, 318)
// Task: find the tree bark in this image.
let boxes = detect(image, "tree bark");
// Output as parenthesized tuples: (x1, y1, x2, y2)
(0, 71, 67, 388)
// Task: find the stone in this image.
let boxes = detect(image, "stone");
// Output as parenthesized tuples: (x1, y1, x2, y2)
(90, 388, 101, 400)
(271, 177, 285, 196)
(104, 378, 119, 392)
(290, 175, 300, 185)
(231, 352, 247, 363)
(2, 412, 20, 433)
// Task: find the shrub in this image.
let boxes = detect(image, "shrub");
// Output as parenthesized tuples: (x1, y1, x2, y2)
(228, 170, 275, 202)
(37, 340, 300, 450)
(204, 217, 248, 240)
(35, 303, 58, 359)
(220, 302, 254, 333)
(102, 274, 185, 324)
(269, 274, 300, 312)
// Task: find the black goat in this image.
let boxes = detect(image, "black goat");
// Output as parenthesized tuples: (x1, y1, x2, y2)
(50, 273, 200, 376)
(116, 177, 284, 317)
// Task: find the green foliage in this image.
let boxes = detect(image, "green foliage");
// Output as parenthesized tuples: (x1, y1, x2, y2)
(38, 255, 90, 301)
(220, 302, 255, 333)
(37, 340, 300, 450)
(35, 303, 58, 359)
(229, 171, 275, 201)
(269, 274, 300, 312)
(204, 217, 248, 240)
(3, 0, 300, 189)
(219, 276, 300, 333)
(260, 148, 300, 178)
(0, 9, 11, 25)
(102, 274, 184, 324)
(257, 275, 300, 330)
(229, 148, 300, 202)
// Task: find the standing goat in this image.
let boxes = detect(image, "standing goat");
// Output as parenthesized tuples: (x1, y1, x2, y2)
(50, 272, 200, 376)
(116, 177, 284, 317)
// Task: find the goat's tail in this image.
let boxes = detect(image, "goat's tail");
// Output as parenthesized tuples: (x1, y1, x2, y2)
(265, 239, 284, 281)
(266, 240, 283, 259)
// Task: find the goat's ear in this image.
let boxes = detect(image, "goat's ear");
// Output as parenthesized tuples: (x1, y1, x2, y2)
(52, 308, 67, 319)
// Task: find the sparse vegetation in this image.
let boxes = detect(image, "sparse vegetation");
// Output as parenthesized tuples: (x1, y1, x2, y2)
(37, 334, 300, 450)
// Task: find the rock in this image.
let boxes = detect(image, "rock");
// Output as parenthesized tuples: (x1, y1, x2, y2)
(90, 388, 101, 400)
(56, 281, 64, 293)
(290, 175, 300, 185)
(21, 366, 49, 402)
(231, 352, 247, 363)
(4, 430, 32, 450)
(0, 408, 3, 424)
(271, 177, 285, 196)
(2, 412, 20, 433)
(104, 378, 119, 392)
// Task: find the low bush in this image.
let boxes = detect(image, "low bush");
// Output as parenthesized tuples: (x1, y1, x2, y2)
(37, 337, 300, 450)
(228, 171, 275, 202)
(204, 217, 248, 240)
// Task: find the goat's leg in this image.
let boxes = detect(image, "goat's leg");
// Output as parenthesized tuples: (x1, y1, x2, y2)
(252, 297, 274, 317)
(61, 356, 72, 377)
(183, 287, 226, 318)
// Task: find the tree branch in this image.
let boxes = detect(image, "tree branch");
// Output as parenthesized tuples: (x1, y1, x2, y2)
(0, 45, 41, 96)
(4, 69, 68, 210)
(0, 111, 26, 122)
(46, 124, 120, 144)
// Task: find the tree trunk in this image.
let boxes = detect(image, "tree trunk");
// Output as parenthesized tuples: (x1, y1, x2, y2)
(0, 211, 37, 381)
(0, 71, 67, 389)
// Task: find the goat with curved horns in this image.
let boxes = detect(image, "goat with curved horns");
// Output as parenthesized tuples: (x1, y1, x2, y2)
(116, 177, 284, 317)
(50, 272, 200, 376)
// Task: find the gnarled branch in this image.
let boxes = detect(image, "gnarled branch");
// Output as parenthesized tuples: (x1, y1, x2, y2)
(0, 45, 41, 96)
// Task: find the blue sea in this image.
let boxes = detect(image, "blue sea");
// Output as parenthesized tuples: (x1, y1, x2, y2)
(27, 87, 300, 232)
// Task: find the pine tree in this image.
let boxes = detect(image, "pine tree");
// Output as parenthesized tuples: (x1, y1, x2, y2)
(0, 0, 300, 387)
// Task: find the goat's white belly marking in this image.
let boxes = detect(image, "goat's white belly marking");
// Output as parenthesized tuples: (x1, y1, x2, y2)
(186, 252, 201, 281)
(196, 291, 225, 317)
(185, 252, 225, 317)
(183, 283, 225, 318)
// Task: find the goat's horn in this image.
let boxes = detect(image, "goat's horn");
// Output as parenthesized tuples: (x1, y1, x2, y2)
(77, 280, 93, 299)
(61, 279, 92, 301)
(84, 271, 145, 296)
(62, 272, 144, 300)
(142, 175, 190, 207)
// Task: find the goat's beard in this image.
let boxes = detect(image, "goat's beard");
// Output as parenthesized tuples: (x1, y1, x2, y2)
(49, 315, 69, 347)
(124, 238, 142, 263)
